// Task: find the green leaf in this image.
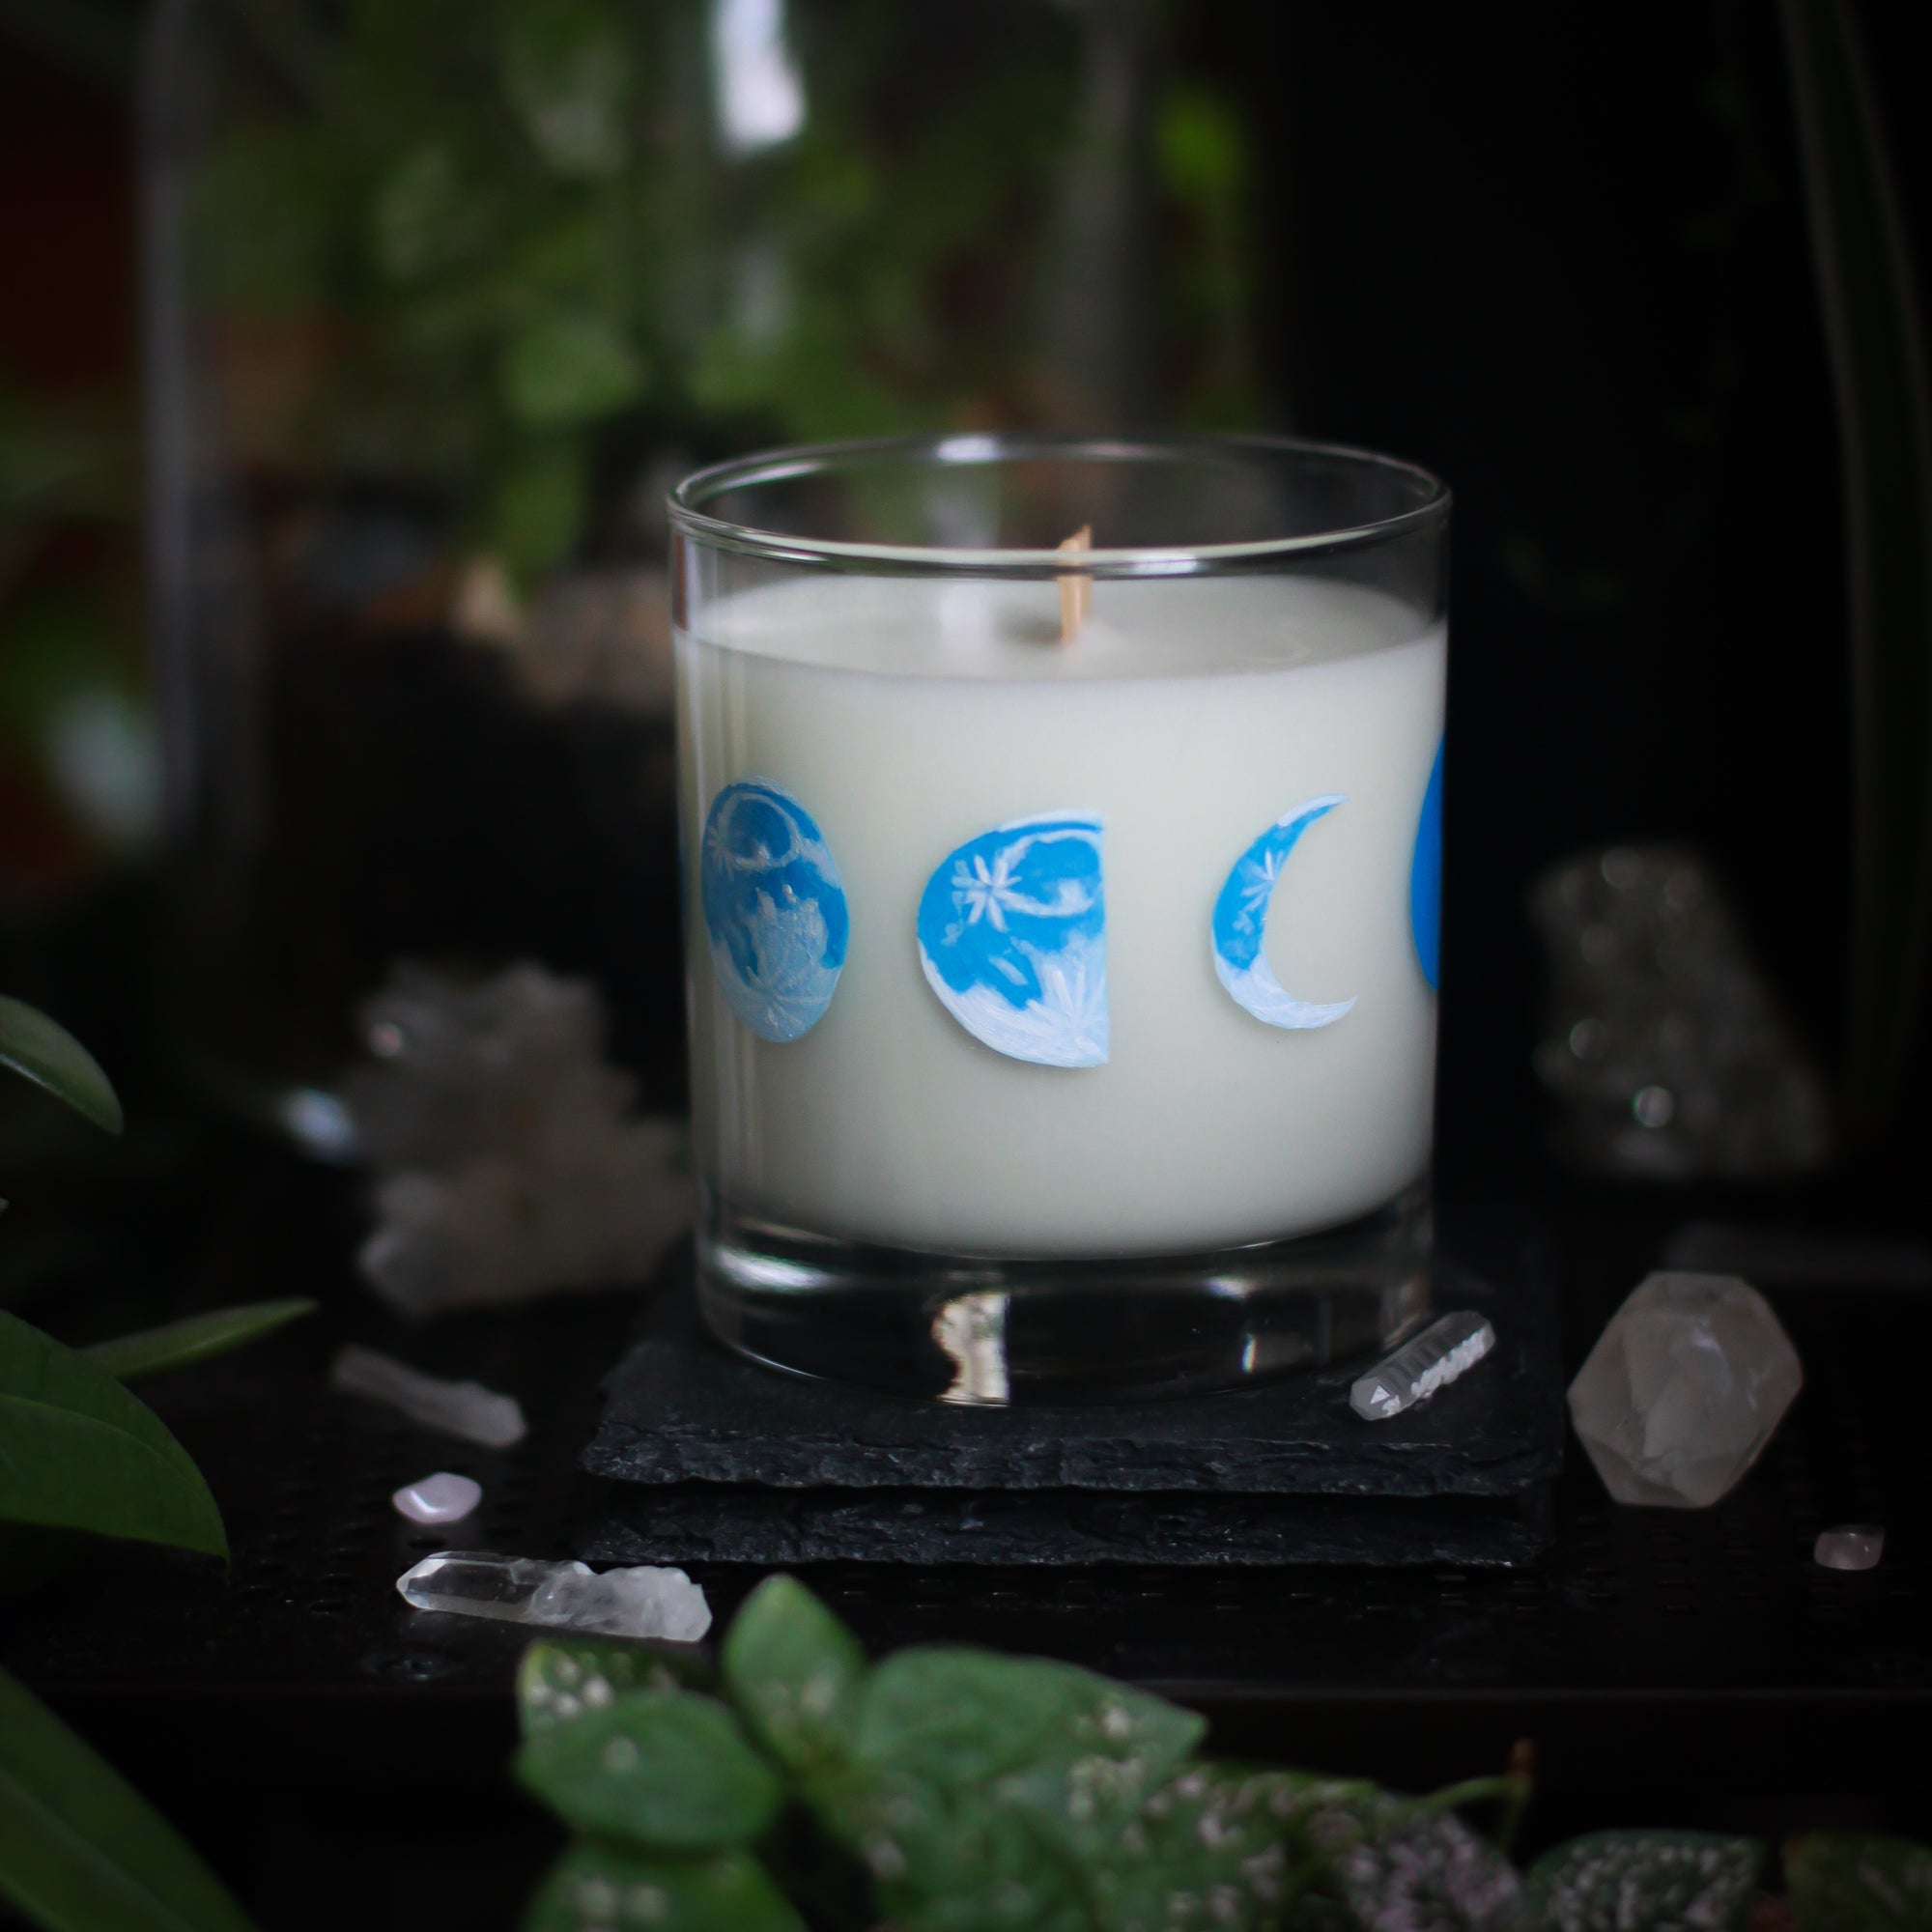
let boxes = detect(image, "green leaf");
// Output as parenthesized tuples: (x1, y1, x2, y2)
(824, 1646, 1209, 1931)
(522, 1844, 804, 1932)
(826, 1771, 1089, 1932)
(517, 1637, 711, 1739)
(1090, 1762, 1332, 1932)
(1785, 1831, 1932, 1930)
(721, 1576, 867, 1775)
(499, 312, 647, 430)
(1523, 1831, 1762, 1931)
(0, 996, 122, 1134)
(0, 1312, 227, 1560)
(83, 1300, 318, 1384)
(0, 1665, 259, 1932)
(854, 1647, 1206, 1795)
(514, 1690, 781, 1854)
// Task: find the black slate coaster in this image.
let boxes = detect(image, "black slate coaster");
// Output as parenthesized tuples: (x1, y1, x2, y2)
(583, 1484, 1553, 1569)
(583, 1254, 1560, 1498)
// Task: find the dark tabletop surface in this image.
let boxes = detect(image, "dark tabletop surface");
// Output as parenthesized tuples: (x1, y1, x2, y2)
(2, 1131, 1927, 1928)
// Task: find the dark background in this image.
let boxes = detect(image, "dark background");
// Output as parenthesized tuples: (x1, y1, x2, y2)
(4, 0, 1923, 1184)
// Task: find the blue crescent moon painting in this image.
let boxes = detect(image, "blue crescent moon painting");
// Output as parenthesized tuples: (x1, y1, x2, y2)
(918, 813, 1108, 1068)
(1211, 795, 1357, 1030)
(1409, 740, 1443, 991)
(699, 780, 849, 1042)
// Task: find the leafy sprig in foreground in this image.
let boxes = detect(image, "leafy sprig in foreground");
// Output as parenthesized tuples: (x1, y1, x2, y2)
(512, 1577, 1932, 1932)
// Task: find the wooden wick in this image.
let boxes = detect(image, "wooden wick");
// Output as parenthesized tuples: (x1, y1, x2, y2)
(1057, 525, 1093, 643)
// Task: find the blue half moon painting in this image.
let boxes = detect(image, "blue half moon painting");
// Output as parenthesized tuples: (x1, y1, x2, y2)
(699, 780, 849, 1042)
(1211, 795, 1356, 1030)
(918, 813, 1108, 1068)
(1409, 740, 1443, 991)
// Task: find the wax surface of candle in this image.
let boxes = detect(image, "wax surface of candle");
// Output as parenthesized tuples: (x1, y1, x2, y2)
(678, 573, 1443, 1255)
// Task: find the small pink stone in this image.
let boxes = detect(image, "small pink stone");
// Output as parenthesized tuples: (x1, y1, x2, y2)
(393, 1472, 483, 1525)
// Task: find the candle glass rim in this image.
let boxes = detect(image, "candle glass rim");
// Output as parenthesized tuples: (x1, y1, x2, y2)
(668, 431, 1450, 577)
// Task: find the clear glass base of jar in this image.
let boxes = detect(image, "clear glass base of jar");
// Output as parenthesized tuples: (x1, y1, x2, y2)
(695, 1180, 1433, 1405)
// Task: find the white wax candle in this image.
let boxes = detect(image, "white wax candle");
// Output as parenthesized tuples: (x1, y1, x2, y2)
(677, 572, 1444, 1257)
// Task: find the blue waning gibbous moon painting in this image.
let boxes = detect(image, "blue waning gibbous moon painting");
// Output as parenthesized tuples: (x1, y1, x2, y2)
(917, 813, 1109, 1068)
(699, 780, 849, 1042)
(1409, 740, 1443, 990)
(1211, 795, 1357, 1030)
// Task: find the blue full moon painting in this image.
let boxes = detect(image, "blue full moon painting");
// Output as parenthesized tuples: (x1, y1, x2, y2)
(699, 780, 849, 1042)
(1211, 794, 1357, 1031)
(917, 813, 1108, 1068)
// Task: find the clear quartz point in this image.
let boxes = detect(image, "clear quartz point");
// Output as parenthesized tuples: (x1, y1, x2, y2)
(1350, 1310, 1495, 1421)
(330, 1345, 527, 1447)
(396, 1550, 712, 1641)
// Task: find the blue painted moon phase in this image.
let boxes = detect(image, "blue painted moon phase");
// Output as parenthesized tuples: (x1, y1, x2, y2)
(1409, 741, 1443, 990)
(1211, 795, 1356, 1029)
(918, 813, 1108, 1068)
(699, 780, 848, 1042)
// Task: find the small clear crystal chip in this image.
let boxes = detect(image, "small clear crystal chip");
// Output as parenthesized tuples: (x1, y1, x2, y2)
(1813, 1524, 1884, 1573)
(1350, 1311, 1496, 1422)
(392, 1472, 483, 1524)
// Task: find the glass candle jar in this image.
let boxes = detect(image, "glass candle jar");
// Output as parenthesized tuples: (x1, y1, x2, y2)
(670, 434, 1448, 1402)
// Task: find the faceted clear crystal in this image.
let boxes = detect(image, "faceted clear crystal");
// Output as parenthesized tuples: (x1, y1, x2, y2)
(1813, 1524, 1884, 1572)
(392, 1471, 483, 1524)
(1567, 1271, 1801, 1508)
(1350, 1311, 1495, 1421)
(397, 1551, 712, 1641)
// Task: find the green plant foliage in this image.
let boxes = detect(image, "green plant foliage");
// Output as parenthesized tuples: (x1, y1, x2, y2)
(854, 1648, 1207, 1797)
(517, 1636, 711, 1738)
(1522, 1830, 1762, 1931)
(1296, 1803, 1522, 1932)
(82, 1300, 318, 1384)
(497, 0, 634, 181)
(1785, 1831, 1932, 1930)
(720, 1573, 867, 1775)
(0, 1312, 225, 1559)
(1084, 1764, 1354, 1932)
(181, 0, 1261, 583)
(514, 1688, 782, 1854)
(522, 1842, 804, 1932)
(0, 996, 123, 1135)
(0, 1665, 259, 1932)
(514, 1578, 1932, 1932)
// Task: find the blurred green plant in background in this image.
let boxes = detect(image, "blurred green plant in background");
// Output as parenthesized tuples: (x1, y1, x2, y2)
(175, 0, 1259, 583)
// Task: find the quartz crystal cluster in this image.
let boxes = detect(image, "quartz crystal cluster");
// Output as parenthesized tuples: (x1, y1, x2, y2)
(1567, 1271, 1802, 1508)
(1528, 845, 1833, 1179)
(344, 963, 689, 1316)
